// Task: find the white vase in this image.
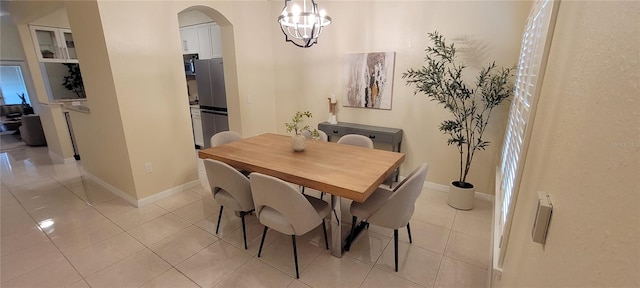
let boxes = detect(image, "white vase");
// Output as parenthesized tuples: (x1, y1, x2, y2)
(291, 134, 307, 152)
(448, 181, 475, 210)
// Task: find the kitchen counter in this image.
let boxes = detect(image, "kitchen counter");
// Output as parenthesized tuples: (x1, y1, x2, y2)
(61, 101, 90, 114)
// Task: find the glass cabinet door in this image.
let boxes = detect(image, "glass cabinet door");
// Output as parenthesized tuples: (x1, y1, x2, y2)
(30, 25, 79, 63)
(33, 27, 62, 61)
(61, 29, 77, 61)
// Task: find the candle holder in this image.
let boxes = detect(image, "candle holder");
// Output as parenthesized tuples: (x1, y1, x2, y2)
(328, 97, 337, 124)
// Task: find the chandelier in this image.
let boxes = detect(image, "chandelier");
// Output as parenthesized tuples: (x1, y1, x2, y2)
(277, 0, 332, 48)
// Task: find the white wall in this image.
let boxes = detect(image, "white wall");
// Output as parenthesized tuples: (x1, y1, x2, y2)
(493, 1, 640, 286)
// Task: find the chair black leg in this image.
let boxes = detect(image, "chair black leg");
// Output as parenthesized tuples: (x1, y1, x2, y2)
(301, 186, 305, 194)
(333, 209, 340, 224)
(215, 206, 224, 234)
(394, 229, 399, 272)
(322, 219, 329, 250)
(406, 222, 412, 244)
(241, 213, 247, 250)
(258, 226, 268, 257)
(320, 192, 324, 200)
(292, 235, 299, 279)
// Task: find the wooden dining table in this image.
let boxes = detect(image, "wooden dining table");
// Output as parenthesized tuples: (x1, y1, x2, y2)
(198, 133, 405, 257)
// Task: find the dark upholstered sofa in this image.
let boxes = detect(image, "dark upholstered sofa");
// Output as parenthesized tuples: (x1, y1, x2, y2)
(0, 104, 28, 131)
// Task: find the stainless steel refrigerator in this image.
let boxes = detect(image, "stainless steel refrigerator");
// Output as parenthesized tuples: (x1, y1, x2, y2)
(195, 58, 229, 148)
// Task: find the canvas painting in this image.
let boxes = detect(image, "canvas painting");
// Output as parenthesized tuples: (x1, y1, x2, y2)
(342, 52, 395, 110)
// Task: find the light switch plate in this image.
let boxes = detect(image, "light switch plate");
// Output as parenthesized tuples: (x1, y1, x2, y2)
(532, 191, 553, 244)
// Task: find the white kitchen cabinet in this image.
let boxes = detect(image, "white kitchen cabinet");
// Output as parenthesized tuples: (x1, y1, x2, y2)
(196, 24, 213, 59)
(190, 107, 204, 147)
(209, 23, 223, 58)
(30, 25, 78, 63)
(180, 22, 221, 59)
(180, 26, 199, 54)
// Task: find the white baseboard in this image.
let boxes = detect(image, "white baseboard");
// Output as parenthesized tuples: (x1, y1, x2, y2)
(399, 177, 496, 202)
(81, 168, 139, 206)
(81, 168, 200, 207)
(476, 191, 495, 202)
(136, 180, 200, 207)
(48, 151, 76, 164)
(423, 181, 449, 192)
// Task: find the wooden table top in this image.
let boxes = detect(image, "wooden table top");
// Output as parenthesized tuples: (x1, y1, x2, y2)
(198, 133, 405, 202)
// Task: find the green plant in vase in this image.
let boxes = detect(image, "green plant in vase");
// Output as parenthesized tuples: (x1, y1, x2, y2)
(285, 111, 319, 151)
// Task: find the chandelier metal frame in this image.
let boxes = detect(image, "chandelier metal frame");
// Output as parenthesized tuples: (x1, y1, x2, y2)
(277, 0, 332, 48)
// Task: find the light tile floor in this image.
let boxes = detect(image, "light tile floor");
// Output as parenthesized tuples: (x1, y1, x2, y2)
(0, 146, 493, 287)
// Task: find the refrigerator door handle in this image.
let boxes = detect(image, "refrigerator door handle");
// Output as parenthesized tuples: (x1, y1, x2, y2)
(201, 109, 228, 116)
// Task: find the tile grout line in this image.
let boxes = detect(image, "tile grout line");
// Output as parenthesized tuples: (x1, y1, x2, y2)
(433, 209, 458, 287)
(4, 150, 494, 288)
(133, 222, 197, 288)
(2, 172, 88, 286)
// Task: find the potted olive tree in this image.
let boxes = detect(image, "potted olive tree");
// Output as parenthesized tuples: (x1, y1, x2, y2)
(285, 111, 319, 152)
(403, 31, 514, 210)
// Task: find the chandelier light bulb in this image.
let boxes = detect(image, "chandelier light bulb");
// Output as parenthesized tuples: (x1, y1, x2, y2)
(292, 4, 301, 16)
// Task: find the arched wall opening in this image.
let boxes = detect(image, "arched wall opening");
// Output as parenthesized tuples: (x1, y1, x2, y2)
(177, 5, 243, 136)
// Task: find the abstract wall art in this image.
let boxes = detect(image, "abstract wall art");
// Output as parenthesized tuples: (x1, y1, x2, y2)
(342, 52, 395, 110)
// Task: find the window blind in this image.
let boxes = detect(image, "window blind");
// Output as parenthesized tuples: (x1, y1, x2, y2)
(494, 0, 559, 269)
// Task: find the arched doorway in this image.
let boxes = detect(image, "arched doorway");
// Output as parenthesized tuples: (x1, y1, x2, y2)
(177, 6, 242, 148)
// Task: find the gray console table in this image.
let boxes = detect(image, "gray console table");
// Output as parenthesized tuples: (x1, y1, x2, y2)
(318, 121, 403, 182)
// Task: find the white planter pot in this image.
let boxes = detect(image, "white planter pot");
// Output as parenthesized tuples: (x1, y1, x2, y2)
(291, 134, 307, 152)
(448, 181, 475, 210)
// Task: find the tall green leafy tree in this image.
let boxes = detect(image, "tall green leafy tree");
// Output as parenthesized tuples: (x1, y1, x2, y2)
(403, 31, 514, 187)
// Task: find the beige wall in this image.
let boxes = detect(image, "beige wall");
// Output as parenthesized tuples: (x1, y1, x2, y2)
(9, 0, 528, 201)
(271, 1, 530, 194)
(63, 1, 139, 198)
(9, 0, 277, 200)
(12, 11, 75, 162)
(1, 13, 27, 61)
(66, 0, 277, 199)
(37, 103, 73, 161)
(494, 1, 640, 286)
(178, 10, 212, 27)
(29, 8, 69, 28)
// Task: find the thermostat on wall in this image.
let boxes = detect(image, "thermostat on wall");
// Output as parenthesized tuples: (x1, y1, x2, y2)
(532, 191, 553, 244)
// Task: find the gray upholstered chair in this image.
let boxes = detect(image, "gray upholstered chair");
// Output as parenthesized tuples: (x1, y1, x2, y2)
(300, 129, 328, 194)
(349, 163, 429, 272)
(337, 134, 374, 148)
(210, 131, 242, 147)
(300, 129, 339, 220)
(301, 130, 328, 142)
(204, 159, 254, 249)
(250, 172, 330, 279)
(210, 131, 250, 176)
(19, 115, 46, 146)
